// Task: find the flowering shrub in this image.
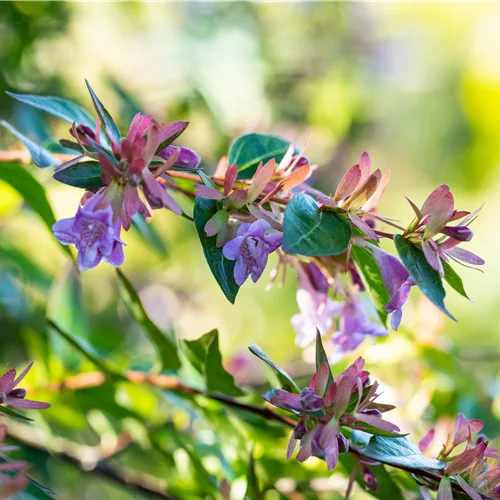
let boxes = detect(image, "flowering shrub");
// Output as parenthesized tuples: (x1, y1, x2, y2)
(0, 83, 493, 499)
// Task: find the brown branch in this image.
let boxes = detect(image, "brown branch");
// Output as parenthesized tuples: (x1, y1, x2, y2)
(5, 422, 178, 499)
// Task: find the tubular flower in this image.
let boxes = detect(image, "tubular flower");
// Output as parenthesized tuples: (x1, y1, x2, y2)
(264, 334, 400, 472)
(405, 185, 484, 276)
(53, 191, 125, 271)
(222, 219, 282, 286)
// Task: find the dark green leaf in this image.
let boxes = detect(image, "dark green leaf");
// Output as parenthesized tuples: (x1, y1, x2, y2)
(193, 197, 240, 303)
(6, 91, 96, 129)
(47, 319, 124, 378)
(183, 329, 244, 397)
(0, 162, 72, 259)
(442, 260, 470, 300)
(85, 80, 121, 142)
(315, 330, 334, 389)
(116, 269, 181, 372)
(352, 432, 445, 472)
(53, 160, 104, 189)
(131, 214, 169, 258)
(245, 447, 262, 500)
(1, 121, 58, 169)
(228, 133, 298, 179)
(351, 246, 390, 323)
(394, 235, 455, 320)
(0, 405, 33, 422)
(248, 343, 300, 393)
(283, 193, 352, 256)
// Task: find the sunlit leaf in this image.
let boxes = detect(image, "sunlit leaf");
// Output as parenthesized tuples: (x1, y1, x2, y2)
(183, 329, 244, 397)
(248, 343, 300, 393)
(394, 235, 454, 320)
(116, 269, 181, 372)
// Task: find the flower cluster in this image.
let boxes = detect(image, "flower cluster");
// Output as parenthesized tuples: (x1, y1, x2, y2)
(6, 86, 485, 360)
(264, 333, 400, 473)
(404, 185, 484, 277)
(0, 363, 50, 497)
(419, 414, 500, 500)
(53, 84, 200, 270)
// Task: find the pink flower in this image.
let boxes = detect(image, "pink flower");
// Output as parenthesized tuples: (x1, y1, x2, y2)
(406, 185, 484, 276)
(0, 363, 50, 411)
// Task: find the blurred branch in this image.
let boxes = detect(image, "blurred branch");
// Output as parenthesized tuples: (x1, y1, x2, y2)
(40, 368, 296, 428)
(5, 421, 178, 500)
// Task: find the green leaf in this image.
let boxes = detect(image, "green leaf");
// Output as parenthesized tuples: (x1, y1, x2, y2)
(0, 404, 33, 422)
(47, 319, 124, 378)
(248, 342, 300, 393)
(228, 133, 298, 179)
(283, 193, 352, 256)
(352, 432, 445, 472)
(351, 420, 408, 438)
(1, 121, 58, 169)
(47, 265, 87, 368)
(116, 269, 181, 372)
(0, 452, 56, 499)
(53, 160, 104, 189)
(183, 329, 244, 397)
(394, 235, 455, 320)
(85, 80, 121, 142)
(351, 246, 390, 323)
(193, 197, 240, 303)
(6, 91, 96, 129)
(442, 260, 470, 300)
(315, 330, 334, 389)
(0, 162, 72, 259)
(245, 447, 262, 500)
(131, 214, 169, 258)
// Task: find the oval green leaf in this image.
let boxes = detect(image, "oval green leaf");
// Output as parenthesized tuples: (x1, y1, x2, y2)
(53, 160, 105, 189)
(394, 235, 455, 320)
(193, 197, 240, 303)
(228, 133, 298, 179)
(283, 193, 352, 256)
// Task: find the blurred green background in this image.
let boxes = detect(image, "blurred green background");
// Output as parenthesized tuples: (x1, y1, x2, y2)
(1, 2, 500, 498)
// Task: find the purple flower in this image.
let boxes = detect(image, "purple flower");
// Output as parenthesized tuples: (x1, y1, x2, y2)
(370, 246, 415, 331)
(0, 363, 50, 411)
(53, 193, 125, 271)
(331, 299, 388, 359)
(222, 220, 282, 286)
(292, 291, 343, 348)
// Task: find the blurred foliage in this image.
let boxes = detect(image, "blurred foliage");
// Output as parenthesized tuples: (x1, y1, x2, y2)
(1, 1, 500, 498)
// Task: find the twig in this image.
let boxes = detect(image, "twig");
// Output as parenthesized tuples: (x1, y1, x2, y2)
(5, 422, 178, 499)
